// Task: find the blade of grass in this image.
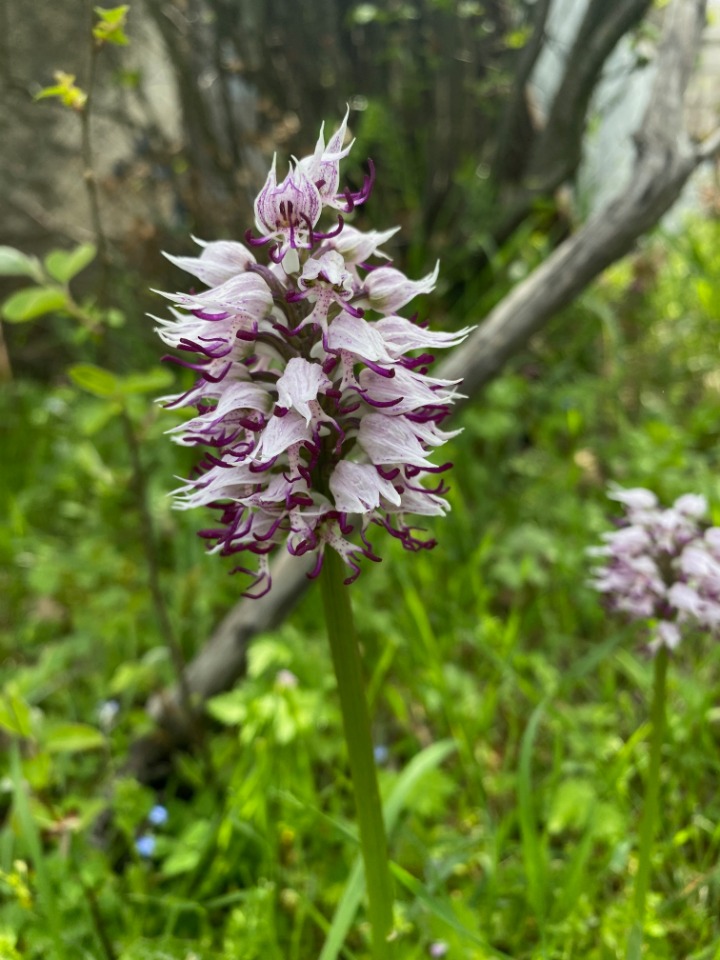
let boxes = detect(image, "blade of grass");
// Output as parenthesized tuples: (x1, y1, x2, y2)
(518, 702, 548, 925)
(318, 740, 456, 960)
(518, 631, 627, 930)
(10, 741, 65, 959)
(552, 807, 598, 920)
(389, 862, 513, 960)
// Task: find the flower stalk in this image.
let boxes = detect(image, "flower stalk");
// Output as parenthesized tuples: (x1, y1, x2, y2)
(320, 548, 394, 958)
(626, 645, 669, 960)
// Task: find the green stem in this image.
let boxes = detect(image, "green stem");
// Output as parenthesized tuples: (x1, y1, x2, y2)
(626, 646, 669, 960)
(320, 550, 394, 959)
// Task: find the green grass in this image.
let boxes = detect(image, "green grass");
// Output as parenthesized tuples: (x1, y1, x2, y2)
(3, 215, 720, 958)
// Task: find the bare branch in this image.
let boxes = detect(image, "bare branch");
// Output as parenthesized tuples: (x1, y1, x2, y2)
(492, 0, 553, 184)
(525, 0, 654, 190)
(488, 0, 656, 251)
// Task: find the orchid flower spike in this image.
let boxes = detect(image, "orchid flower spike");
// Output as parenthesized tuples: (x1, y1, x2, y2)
(588, 486, 720, 653)
(156, 112, 474, 597)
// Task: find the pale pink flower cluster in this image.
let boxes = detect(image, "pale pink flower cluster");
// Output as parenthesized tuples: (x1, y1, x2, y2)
(588, 487, 720, 652)
(155, 111, 472, 597)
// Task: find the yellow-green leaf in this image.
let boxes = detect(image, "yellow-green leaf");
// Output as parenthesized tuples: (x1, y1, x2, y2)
(34, 72, 87, 110)
(0, 687, 33, 738)
(44, 243, 97, 284)
(44, 723, 105, 753)
(93, 4, 130, 45)
(68, 363, 120, 399)
(2, 287, 67, 323)
(115, 367, 173, 395)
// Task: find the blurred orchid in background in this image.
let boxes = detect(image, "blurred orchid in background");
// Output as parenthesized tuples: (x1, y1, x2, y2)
(588, 487, 720, 652)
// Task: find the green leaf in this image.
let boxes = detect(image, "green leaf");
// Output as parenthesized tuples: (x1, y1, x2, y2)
(34, 72, 87, 110)
(10, 744, 65, 954)
(351, 3, 380, 24)
(0, 686, 33, 738)
(0, 246, 43, 281)
(505, 26, 531, 49)
(548, 778, 597, 835)
(44, 243, 96, 284)
(114, 366, 173, 396)
(106, 307, 126, 327)
(207, 689, 247, 727)
(78, 399, 124, 435)
(44, 722, 105, 753)
(95, 3, 130, 24)
(68, 363, 120, 399)
(160, 821, 212, 878)
(517, 703, 549, 923)
(2, 287, 67, 323)
(93, 5, 130, 45)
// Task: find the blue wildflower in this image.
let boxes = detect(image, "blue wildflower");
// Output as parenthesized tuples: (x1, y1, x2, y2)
(135, 834, 156, 858)
(148, 804, 168, 826)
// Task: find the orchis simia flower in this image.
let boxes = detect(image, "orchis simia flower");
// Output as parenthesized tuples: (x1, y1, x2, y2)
(588, 486, 720, 958)
(155, 110, 473, 960)
(588, 486, 720, 653)
(155, 108, 473, 601)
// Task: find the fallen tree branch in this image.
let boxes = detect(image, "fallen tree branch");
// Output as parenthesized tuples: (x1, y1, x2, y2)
(128, 0, 715, 782)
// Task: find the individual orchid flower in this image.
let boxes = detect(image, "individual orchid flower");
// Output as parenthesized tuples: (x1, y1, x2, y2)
(296, 107, 375, 214)
(332, 225, 400, 267)
(361, 262, 440, 313)
(156, 112, 473, 597)
(296, 108, 354, 208)
(163, 238, 256, 288)
(290, 251, 359, 332)
(251, 157, 324, 271)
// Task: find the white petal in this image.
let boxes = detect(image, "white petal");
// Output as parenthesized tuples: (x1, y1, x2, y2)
(391, 486, 450, 516)
(160, 272, 273, 317)
(358, 366, 460, 411)
(326, 313, 395, 363)
(655, 621, 681, 651)
(276, 358, 330, 423)
(357, 414, 435, 468)
(163, 240, 256, 287)
(333, 226, 400, 264)
(608, 487, 658, 511)
(255, 411, 312, 461)
(374, 315, 475, 358)
(363, 262, 439, 313)
(329, 461, 401, 513)
(673, 493, 707, 518)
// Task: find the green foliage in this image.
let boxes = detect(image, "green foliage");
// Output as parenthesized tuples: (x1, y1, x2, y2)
(2, 288, 68, 323)
(4, 212, 720, 959)
(44, 244, 97, 285)
(34, 72, 87, 111)
(0, 242, 98, 330)
(93, 5, 131, 46)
